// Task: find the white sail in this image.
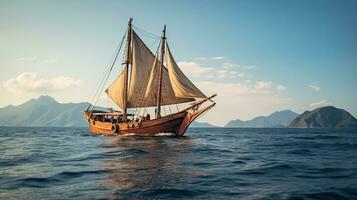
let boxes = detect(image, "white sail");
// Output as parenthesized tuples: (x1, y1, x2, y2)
(129, 31, 195, 108)
(106, 31, 194, 110)
(126, 31, 156, 108)
(105, 67, 127, 110)
(165, 43, 207, 99)
(145, 56, 193, 107)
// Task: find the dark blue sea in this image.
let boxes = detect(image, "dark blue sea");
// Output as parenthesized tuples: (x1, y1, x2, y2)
(1, 127, 357, 200)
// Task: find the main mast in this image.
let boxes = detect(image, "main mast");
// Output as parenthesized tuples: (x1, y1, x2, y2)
(123, 18, 133, 122)
(156, 25, 166, 118)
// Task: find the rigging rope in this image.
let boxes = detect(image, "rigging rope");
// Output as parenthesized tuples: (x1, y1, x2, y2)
(86, 28, 127, 111)
(132, 25, 161, 39)
(86, 54, 115, 110)
(148, 39, 160, 49)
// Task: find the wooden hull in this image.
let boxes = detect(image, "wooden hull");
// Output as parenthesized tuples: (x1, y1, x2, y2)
(84, 94, 216, 136)
(85, 111, 187, 136)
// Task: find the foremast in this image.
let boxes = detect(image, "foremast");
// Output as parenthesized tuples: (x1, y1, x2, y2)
(123, 18, 133, 122)
(156, 25, 166, 118)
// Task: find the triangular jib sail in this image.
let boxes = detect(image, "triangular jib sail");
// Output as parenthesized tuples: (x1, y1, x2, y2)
(165, 42, 206, 99)
(105, 67, 127, 110)
(105, 27, 207, 112)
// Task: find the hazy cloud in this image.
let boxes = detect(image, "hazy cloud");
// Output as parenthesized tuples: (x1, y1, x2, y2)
(222, 62, 239, 68)
(255, 81, 273, 90)
(195, 81, 290, 126)
(43, 59, 57, 63)
(241, 65, 256, 69)
(309, 84, 321, 92)
(176, 58, 290, 126)
(222, 63, 256, 69)
(16, 57, 58, 64)
(210, 56, 227, 61)
(216, 70, 244, 78)
(276, 85, 287, 92)
(194, 56, 227, 61)
(16, 57, 37, 62)
(178, 60, 245, 79)
(177, 61, 214, 78)
(3, 72, 82, 94)
(309, 100, 330, 108)
(194, 57, 208, 60)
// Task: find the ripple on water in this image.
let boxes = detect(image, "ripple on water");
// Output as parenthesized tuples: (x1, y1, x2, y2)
(1, 127, 357, 199)
(17, 169, 109, 188)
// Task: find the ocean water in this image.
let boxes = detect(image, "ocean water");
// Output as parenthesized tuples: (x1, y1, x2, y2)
(1, 127, 357, 200)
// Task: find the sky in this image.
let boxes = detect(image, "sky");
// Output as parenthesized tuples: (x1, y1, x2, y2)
(1, 0, 357, 126)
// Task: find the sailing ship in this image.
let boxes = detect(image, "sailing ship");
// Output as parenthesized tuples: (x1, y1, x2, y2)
(84, 18, 216, 136)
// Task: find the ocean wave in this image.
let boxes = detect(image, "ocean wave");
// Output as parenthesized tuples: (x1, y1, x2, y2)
(154, 132, 177, 136)
(290, 191, 349, 200)
(137, 188, 204, 198)
(17, 170, 109, 188)
(1, 127, 357, 199)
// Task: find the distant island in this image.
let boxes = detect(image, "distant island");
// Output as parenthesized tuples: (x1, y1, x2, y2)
(226, 107, 357, 128)
(0, 95, 215, 128)
(190, 121, 216, 128)
(225, 110, 298, 128)
(289, 106, 357, 128)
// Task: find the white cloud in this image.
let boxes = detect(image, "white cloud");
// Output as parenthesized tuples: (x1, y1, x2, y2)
(205, 74, 215, 78)
(174, 59, 290, 126)
(209, 56, 227, 61)
(178, 60, 245, 80)
(222, 62, 239, 68)
(195, 81, 290, 126)
(309, 84, 321, 92)
(3, 72, 82, 94)
(309, 100, 330, 108)
(276, 85, 287, 92)
(215, 70, 244, 79)
(218, 70, 228, 74)
(241, 65, 256, 69)
(222, 63, 256, 69)
(194, 56, 227, 61)
(177, 61, 214, 77)
(195, 57, 208, 60)
(43, 59, 57, 63)
(16, 57, 58, 63)
(236, 73, 245, 78)
(183, 58, 251, 80)
(255, 81, 272, 90)
(16, 57, 37, 62)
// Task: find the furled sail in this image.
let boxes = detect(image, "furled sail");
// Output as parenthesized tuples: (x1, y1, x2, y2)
(106, 31, 194, 110)
(165, 43, 207, 99)
(105, 67, 127, 110)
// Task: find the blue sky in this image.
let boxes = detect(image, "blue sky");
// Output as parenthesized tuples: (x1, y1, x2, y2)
(1, 0, 356, 126)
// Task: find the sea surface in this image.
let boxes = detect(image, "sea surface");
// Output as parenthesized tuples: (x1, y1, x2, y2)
(1, 127, 357, 200)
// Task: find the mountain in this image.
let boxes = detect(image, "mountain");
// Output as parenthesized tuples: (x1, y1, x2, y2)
(225, 110, 298, 128)
(0, 96, 216, 128)
(190, 121, 216, 128)
(288, 106, 357, 128)
(0, 95, 98, 127)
